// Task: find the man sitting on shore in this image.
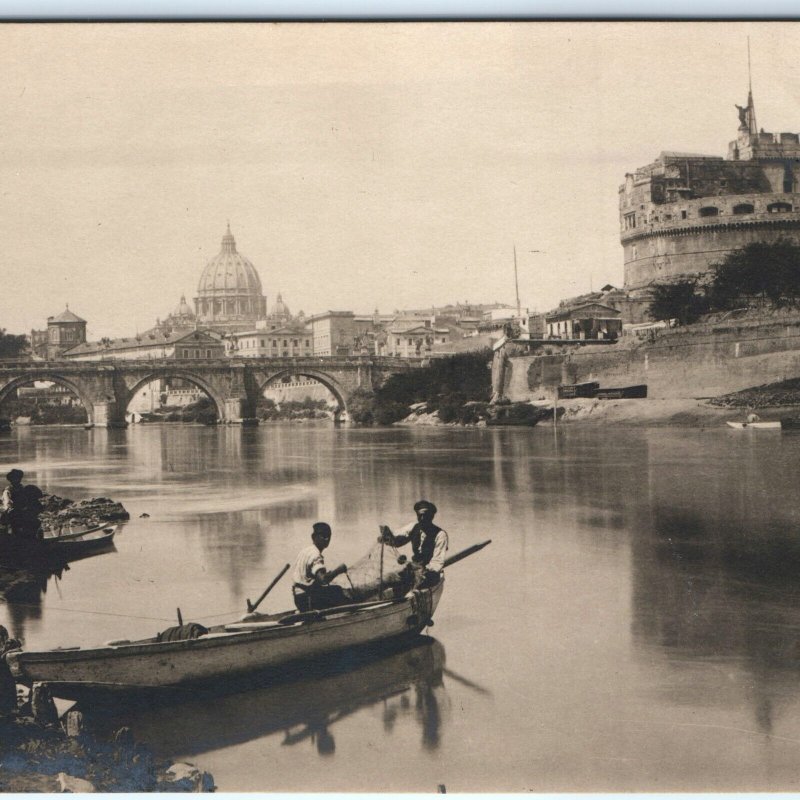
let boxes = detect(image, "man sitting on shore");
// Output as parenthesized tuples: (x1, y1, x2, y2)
(1, 469, 44, 539)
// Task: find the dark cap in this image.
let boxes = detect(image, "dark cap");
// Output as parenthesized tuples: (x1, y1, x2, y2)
(414, 500, 437, 515)
(6, 469, 23, 483)
(312, 522, 332, 537)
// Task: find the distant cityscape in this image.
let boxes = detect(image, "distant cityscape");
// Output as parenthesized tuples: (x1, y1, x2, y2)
(15, 84, 800, 412)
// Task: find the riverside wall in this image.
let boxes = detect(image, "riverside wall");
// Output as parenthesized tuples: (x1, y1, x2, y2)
(501, 315, 800, 401)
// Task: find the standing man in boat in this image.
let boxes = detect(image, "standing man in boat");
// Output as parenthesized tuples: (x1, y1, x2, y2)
(1, 469, 44, 539)
(291, 522, 348, 612)
(382, 500, 448, 589)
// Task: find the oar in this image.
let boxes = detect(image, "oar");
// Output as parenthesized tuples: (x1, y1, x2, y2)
(247, 563, 291, 613)
(443, 539, 492, 568)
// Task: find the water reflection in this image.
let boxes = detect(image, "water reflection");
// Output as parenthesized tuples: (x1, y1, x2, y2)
(86, 636, 447, 759)
(632, 502, 800, 736)
(0, 563, 67, 642)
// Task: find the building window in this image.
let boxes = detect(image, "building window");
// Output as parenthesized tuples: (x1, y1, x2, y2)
(206, 349, 211, 358)
(768, 202, 792, 213)
(699, 206, 719, 217)
(733, 203, 754, 215)
(283, 340, 288, 347)
(260, 339, 265, 347)
(305, 339, 310, 347)
(182, 349, 189, 358)
(272, 340, 277, 347)
(681, 210, 687, 219)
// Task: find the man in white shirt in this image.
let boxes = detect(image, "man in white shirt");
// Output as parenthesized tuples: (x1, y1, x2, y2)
(291, 522, 348, 612)
(382, 500, 448, 589)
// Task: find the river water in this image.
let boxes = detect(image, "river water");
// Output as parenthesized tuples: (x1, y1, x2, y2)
(3, 422, 800, 792)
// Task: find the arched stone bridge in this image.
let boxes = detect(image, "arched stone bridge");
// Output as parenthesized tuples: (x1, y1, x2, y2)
(0, 357, 424, 427)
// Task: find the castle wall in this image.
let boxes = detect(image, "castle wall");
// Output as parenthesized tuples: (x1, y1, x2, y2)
(503, 315, 800, 402)
(623, 213, 800, 288)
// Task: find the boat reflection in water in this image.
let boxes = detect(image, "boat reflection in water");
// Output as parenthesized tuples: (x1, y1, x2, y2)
(85, 635, 448, 759)
(0, 562, 69, 643)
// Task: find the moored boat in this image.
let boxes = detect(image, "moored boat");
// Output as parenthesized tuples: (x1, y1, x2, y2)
(6, 581, 444, 695)
(726, 420, 782, 429)
(0, 525, 116, 565)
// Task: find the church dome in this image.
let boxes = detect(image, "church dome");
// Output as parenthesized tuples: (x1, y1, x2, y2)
(194, 224, 267, 331)
(172, 294, 195, 319)
(272, 293, 291, 317)
(196, 224, 263, 298)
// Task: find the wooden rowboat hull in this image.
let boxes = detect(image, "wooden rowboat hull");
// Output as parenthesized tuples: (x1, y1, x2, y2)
(7, 582, 443, 695)
(0, 526, 116, 566)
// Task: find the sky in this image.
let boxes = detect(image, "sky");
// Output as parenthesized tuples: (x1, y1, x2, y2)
(3, 21, 800, 340)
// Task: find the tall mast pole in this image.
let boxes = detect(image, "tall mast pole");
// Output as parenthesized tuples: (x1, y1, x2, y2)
(747, 36, 757, 134)
(513, 244, 521, 321)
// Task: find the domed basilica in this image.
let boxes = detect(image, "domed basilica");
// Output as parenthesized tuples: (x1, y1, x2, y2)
(151, 224, 295, 338)
(193, 224, 267, 333)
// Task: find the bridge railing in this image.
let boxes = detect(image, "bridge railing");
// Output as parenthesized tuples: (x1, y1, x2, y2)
(0, 355, 425, 368)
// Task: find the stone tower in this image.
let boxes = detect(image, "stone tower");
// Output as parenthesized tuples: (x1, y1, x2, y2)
(620, 90, 800, 290)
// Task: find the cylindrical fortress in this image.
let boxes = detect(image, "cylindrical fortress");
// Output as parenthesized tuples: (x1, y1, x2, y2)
(620, 99, 800, 291)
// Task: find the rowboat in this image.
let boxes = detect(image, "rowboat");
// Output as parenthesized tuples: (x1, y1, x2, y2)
(6, 581, 444, 696)
(726, 421, 782, 430)
(0, 525, 116, 565)
(43, 522, 114, 542)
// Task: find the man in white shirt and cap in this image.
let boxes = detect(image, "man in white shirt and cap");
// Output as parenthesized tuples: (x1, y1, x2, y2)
(291, 522, 348, 612)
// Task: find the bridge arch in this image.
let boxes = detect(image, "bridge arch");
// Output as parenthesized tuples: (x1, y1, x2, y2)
(258, 368, 350, 422)
(0, 373, 95, 423)
(124, 370, 226, 422)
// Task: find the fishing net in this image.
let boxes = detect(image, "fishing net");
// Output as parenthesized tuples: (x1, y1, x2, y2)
(331, 540, 415, 602)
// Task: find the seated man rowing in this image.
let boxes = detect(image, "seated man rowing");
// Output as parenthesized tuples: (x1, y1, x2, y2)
(291, 522, 348, 612)
(380, 500, 448, 590)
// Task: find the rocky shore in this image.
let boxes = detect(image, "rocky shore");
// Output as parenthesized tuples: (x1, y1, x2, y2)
(38, 494, 130, 533)
(0, 491, 216, 791)
(0, 685, 214, 792)
(397, 379, 800, 429)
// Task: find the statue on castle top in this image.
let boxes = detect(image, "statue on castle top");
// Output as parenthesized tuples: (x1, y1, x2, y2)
(735, 104, 749, 129)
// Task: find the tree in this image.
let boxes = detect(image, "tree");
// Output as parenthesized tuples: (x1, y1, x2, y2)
(648, 280, 709, 326)
(708, 239, 800, 310)
(0, 329, 28, 359)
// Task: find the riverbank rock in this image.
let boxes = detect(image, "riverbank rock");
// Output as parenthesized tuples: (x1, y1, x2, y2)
(0, 702, 213, 792)
(57, 772, 96, 793)
(39, 495, 130, 531)
(709, 378, 800, 409)
(160, 762, 216, 792)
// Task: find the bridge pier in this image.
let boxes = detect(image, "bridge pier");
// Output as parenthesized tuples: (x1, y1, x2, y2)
(90, 401, 128, 428)
(222, 397, 258, 426)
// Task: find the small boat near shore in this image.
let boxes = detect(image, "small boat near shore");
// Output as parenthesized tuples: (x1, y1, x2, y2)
(7, 582, 444, 696)
(0, 525, 117, 565)
(726, 420, 782, 430)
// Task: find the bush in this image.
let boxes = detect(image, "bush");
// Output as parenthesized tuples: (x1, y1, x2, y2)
(347, 351, 492, 427)
(648, 280, 709, 326)
(436, 392, 467, 423)
(708, 239, 800, 310)
(347, 388, 377, 425)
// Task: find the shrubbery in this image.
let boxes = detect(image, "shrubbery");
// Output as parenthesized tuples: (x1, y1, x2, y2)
(649, 240, 800, 325)
(350, 350, 493, 426)
(257, 397, 332, 421)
